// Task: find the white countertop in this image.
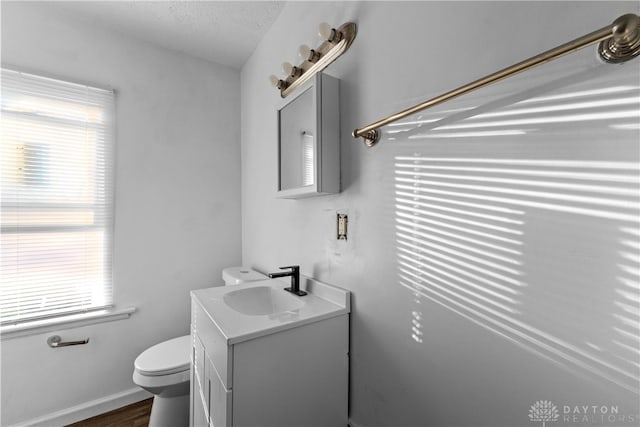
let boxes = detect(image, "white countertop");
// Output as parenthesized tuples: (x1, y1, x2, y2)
(191, 275, 350, 345)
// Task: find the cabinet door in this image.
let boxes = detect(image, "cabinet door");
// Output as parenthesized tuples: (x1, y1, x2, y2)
(192, 337, 209, 427)
(193, 335, 203, 385)
(193, 299, 233, 387)
(192, 385, 208, 427)
(207, 355, 232, 427)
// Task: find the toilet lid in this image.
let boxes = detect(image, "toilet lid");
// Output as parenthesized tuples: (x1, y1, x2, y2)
(135, 335, 191, 376)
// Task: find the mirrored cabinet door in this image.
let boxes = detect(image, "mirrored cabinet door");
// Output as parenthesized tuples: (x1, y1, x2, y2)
(279, 87, 316, 191)
(277, 73, 339, 199)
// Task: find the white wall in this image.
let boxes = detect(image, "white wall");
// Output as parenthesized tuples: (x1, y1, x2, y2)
(241, 2, 640, 426)
(1, 2, 241, 425)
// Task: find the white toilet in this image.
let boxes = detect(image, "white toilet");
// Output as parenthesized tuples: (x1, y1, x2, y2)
(132, 267, 267, 427)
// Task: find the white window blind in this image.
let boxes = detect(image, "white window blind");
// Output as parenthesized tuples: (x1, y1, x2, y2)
(1, 68, 115, 325)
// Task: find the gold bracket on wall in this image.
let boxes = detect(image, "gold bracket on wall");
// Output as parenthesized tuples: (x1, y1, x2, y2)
(598, 13, 640, 63)
(269, 22, 357, 98)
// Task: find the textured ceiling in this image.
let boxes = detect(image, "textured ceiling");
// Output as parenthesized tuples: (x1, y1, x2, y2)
(54, 1, 286, 69)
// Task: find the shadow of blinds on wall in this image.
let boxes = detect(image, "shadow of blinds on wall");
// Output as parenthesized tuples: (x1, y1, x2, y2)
(393, 50, 639, 394)
(0, 68, 115, 325)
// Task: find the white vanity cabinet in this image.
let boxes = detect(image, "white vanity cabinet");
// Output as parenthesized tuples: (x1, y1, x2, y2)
(190, 280, 349, 427)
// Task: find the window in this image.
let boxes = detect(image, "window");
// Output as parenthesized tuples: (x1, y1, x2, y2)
(1, 68, 114, 326)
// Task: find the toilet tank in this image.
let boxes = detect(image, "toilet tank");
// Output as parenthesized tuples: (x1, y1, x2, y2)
(222, 267, 267, 286)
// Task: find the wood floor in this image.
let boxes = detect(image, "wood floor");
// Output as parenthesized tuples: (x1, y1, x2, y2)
(66, 398, 153, 427)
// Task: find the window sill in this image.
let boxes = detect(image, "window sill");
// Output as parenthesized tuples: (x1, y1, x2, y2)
(0, 307, 136, 340)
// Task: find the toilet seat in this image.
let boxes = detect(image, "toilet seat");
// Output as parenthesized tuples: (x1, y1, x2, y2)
(133, 368, 190, 389)
(134, 335, 191, 376)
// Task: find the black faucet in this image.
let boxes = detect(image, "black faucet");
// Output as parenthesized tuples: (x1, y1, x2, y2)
(267, 265, 307, 296)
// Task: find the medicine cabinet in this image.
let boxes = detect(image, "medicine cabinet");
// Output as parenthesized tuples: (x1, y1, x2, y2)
(276, 73, 340, 199)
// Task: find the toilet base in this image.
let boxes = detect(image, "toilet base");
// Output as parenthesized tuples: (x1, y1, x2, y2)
(149, 394, 189, 427)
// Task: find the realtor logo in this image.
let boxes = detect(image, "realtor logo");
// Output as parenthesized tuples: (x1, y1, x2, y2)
(529, 400, 560, 427)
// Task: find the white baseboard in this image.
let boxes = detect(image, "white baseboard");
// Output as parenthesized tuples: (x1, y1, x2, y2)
(8, 387, 153, 427)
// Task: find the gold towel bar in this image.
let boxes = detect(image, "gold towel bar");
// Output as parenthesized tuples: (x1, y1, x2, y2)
(352, 13, 640, 147)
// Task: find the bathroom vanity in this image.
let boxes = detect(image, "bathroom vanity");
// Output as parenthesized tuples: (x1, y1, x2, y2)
(190, 277, 350, 427)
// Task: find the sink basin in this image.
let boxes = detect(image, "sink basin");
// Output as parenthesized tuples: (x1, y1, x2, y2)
(193, 276, 350, 344)
(223, 285, 304, 316)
